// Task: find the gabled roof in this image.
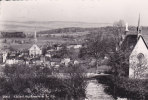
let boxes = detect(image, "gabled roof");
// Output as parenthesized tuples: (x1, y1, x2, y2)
(129, 35, 148, 59)
(29, 44, 41, 50)
(137, 35, 148, 49)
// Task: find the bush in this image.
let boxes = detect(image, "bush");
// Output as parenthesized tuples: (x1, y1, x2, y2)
(96, 76, 148, 100)
(1, 32, 26, 38)
(0, 64, 87, 100)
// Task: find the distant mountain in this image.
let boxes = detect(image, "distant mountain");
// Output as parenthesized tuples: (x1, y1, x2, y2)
(0, 21, 112, 33)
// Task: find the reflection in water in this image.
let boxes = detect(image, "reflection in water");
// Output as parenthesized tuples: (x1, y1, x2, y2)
(85, 80, 114, 100)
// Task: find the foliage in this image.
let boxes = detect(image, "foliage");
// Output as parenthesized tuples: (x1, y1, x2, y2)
(107, 49, 130, 77)
(96, 76, 148, 100)
(1, 32, 26, 38)
(130, 55, 148, 79)
(60, 63, 87, 100)
(79, 33, 116, 59)
(0, 63, 86, 100)
(81, 25, 148, 99)
(113, 20, 125, 27)
(79, 26, 125, 59)
(0, 64, 52, 95)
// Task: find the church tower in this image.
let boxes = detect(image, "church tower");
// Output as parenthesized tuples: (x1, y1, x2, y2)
(29, 30, 42, 56)
(34, 31, 37, 44)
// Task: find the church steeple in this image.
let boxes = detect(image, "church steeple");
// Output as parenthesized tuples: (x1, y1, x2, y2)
(34, 31, 37, 44)
(137, 14, 142, 38)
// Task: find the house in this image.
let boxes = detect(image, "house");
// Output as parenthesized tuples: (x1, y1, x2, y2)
(61, 58, 71, 67)
(0, 50, 8, 63)
(50, 58, 61, 67)
(120, 16, 148, 79)
(29, 44, 42, 56)
(67, 44, 82, 49)
(5, 59, 23, 65)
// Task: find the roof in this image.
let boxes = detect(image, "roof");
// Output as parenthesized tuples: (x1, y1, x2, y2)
(120, 27, 148, 52)
(29, 44, 41, 50)
(10, 43, 43, 51)
(126, 27, 148, 44)
(120, 34, 138, 51)
(137, 35, 148, 49)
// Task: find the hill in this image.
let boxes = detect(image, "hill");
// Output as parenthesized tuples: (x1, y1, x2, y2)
(0, 21, 112, 32)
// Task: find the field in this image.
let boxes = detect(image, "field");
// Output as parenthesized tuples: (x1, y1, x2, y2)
(0, 31, 88, 50)
(1, 26, 148, 51)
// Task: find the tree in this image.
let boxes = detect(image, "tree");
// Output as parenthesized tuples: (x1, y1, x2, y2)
(113, 20, 125, 27)
(0, 63, 87, 100)
(113, 20, 125, 41)
(60, 63, 87, 100)
(0, 64, 53, 95)
(130, 53, 148, 79)
(3, 38, 7, 43)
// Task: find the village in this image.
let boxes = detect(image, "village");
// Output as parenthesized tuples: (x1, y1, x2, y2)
(1, 0, 148, 100)
(0, 16, 148, 100)
(0, 31, 84, 70)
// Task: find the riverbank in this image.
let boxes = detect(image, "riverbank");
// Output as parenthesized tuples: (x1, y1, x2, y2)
(95, 75, 148, 100)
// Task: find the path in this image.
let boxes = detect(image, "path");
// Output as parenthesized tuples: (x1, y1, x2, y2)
(86, 80, 114, 100)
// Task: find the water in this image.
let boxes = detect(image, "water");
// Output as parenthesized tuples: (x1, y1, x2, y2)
(86, 80, 114, 100)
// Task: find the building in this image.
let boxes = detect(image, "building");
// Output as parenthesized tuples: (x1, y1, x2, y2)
(120, 15, 148, 79)
(2, 51, 8, 63)
(29, 31, 42, 56)
(0, 50, 8, 63)
(129, 36, 148, 79)
(61, 58, 71, 67)
(29, 44, 42, 56)
(5, 59, 23, 65)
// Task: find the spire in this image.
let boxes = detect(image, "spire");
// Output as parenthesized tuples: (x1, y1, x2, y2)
(137, 13, 142, 37)
(34, 31, 37, 44)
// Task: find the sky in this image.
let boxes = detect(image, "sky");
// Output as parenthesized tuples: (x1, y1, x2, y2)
(0, 0, 148, 26)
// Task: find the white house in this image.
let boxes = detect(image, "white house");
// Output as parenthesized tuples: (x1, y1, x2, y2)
(5, 59, 23, 65)
(29, 44, 42, 56)
(61, 58, 71, 67)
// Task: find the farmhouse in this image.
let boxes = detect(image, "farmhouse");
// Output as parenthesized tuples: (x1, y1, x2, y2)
(120, 16, 148, 79)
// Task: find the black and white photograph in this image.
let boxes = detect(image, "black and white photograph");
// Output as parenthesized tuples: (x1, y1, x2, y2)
(0, 0, 148, 100)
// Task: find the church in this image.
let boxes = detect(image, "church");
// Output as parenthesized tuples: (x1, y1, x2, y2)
(120, 15, 148, 79)
(29, 31, 42, 56)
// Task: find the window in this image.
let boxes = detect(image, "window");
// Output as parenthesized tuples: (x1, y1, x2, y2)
(137, 53, 144, 63)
